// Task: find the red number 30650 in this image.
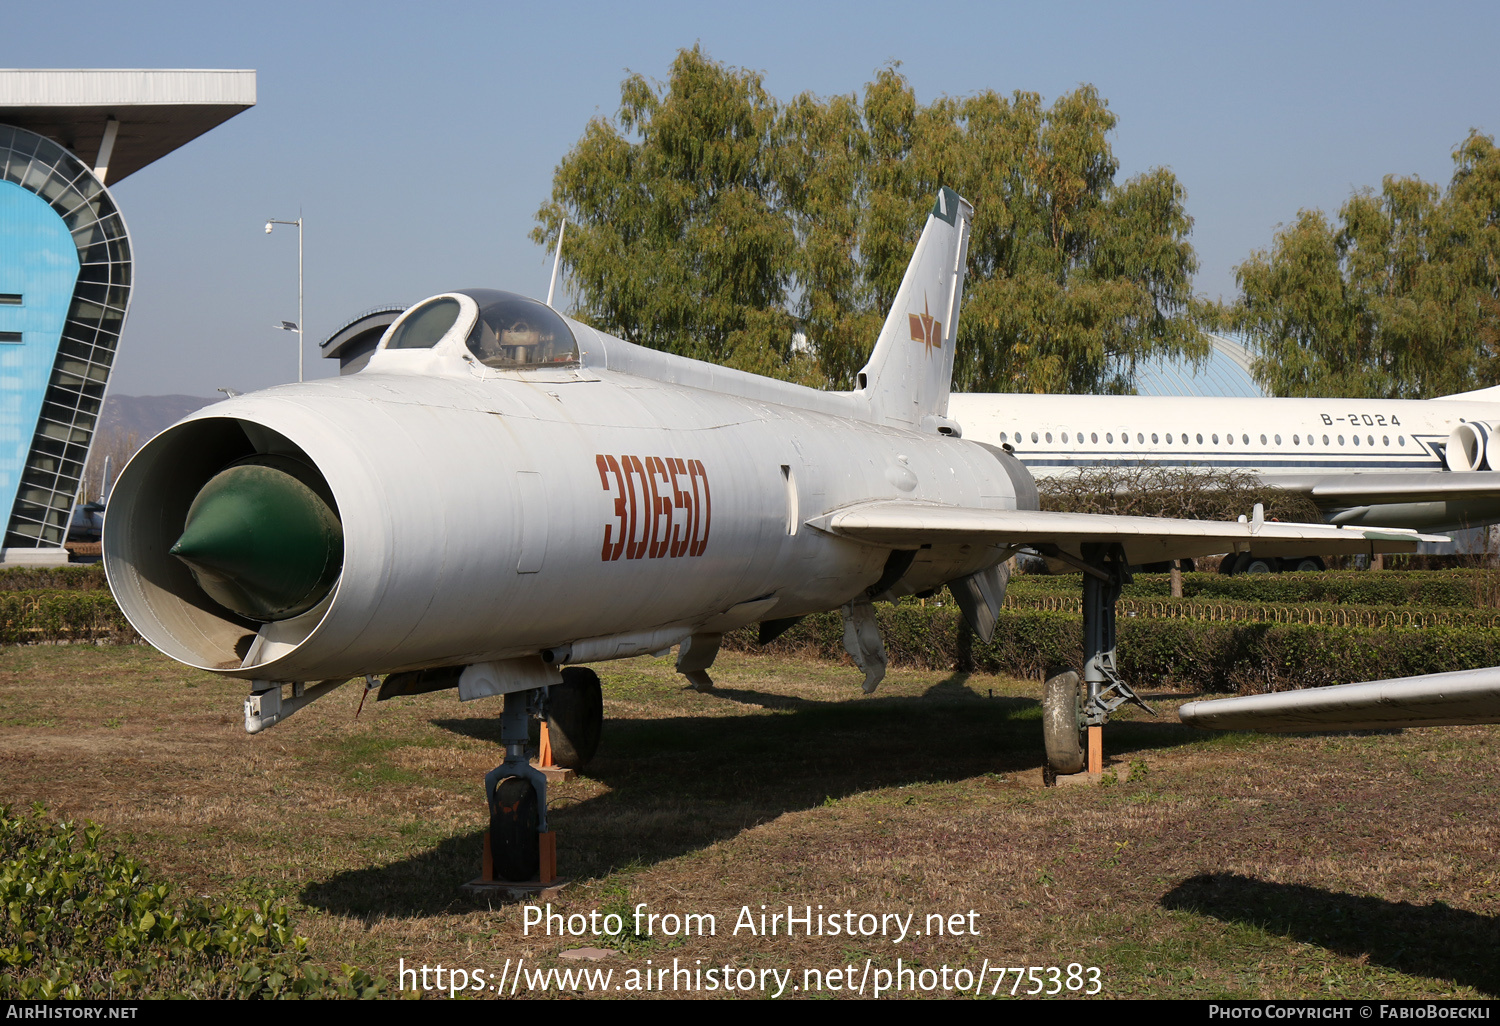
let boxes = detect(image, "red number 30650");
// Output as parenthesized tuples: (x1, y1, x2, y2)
(596, 455, 711, 562)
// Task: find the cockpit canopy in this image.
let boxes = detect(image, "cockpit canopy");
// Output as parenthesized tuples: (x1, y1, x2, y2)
(383, 289, 579, 369)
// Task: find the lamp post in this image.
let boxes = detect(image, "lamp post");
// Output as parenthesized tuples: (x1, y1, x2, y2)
(264, 216, 303, 382)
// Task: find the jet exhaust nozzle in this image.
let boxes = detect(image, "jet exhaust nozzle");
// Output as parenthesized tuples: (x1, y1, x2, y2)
(170, 454, 343, 621)
(1447, 421, 1500, 472)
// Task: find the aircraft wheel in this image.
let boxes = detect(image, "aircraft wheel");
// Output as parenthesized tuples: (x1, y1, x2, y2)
(1292, 557, 1324, 573)
(1218, 553, 1250, 575)
(1042, 669, 1086, 779)
(548, 667, 603, 769)
(490, 776, 539, 882)
(1244, 557, 1278, 574)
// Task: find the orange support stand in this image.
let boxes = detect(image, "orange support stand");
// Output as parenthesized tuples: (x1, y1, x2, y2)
(539, 721, 554, 767)
(538, 831, 557, 884)
(1087, 726, 1103, 775)
(532, 721, 576, 782)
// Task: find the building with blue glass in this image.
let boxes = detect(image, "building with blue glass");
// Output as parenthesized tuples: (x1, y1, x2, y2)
(0, 70, 254, 563)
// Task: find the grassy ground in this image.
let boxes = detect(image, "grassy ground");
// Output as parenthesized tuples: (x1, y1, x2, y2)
(2, 643, 1497, 1000)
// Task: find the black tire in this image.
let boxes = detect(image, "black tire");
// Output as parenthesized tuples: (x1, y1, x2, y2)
(490, 775, 539, 882)
(1292, 557, 1324, 573)
(548, 667, 603, 769)
(1219, 553, 1250, 576)
(1042, 670, 1085, 777)
(1244, 557, 1278, 574)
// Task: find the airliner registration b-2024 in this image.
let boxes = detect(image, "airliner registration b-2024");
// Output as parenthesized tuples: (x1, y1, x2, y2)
(103, 188, 1436, 881)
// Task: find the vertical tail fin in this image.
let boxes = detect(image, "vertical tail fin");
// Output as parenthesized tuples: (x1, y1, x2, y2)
(856, 187, 973, 431)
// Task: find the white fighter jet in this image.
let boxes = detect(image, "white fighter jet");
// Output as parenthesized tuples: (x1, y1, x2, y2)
(103, 189, 1437, 880)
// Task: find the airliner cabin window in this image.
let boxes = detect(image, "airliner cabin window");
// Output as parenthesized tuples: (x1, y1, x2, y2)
(463, 290, 579, 369)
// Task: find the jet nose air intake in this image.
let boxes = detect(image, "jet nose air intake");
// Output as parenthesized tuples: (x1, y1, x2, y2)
(169, 454, 343, 621)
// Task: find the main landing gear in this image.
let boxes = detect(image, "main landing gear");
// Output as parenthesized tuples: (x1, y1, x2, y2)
(1037, 543, 1155, 784)
(482, 667, 603, 883)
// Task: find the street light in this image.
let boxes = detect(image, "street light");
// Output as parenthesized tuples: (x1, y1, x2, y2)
(264, 216, 304, 382)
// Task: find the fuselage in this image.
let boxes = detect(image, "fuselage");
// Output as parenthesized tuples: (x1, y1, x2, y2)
(105, 300, 1026, 684)
(946, 392, 1500, 483)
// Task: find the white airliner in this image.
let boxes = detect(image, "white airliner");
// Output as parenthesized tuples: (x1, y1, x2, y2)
(947, 384, 1500, 550)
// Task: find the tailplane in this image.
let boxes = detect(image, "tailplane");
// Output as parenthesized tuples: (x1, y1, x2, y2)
(856, 187, 973, 431)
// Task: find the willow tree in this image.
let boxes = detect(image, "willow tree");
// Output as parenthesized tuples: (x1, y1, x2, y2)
(1228, 131, 1500, 399)
(534, 49, 1206, 392)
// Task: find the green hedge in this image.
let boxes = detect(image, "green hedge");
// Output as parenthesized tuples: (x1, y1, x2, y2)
(8, 573, 1500, 695)
(0, 805, 387, 998)
(1010, 569, 1500, 607)
(726, 604, 1500, 694)
(0, 590, 137, 644)
(1005, 593, 1500, 630)
(0, 564, 108, 592)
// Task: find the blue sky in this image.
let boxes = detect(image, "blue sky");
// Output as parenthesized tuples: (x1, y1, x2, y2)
(8, 0, 1497, 395)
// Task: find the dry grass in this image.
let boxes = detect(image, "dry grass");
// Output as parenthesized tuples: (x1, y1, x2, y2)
(1, 644, 1497, 999)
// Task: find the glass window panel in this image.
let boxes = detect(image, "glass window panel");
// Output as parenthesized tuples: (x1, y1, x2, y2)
(388, 298, 462, 349)
(463, 290, 579, 368)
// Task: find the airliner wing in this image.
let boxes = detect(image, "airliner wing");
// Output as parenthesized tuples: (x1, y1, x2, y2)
(808, 501, 1444, 565)
(1306, 471, 1500, 505)
(1178, 668, 1500, 731)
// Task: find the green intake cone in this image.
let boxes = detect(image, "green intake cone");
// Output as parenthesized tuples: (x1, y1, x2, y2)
(170, 455, 343, 621)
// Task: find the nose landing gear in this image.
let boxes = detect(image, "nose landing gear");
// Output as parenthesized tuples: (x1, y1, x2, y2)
(479, 689, 556, 886)
(472, 667, 605, 890)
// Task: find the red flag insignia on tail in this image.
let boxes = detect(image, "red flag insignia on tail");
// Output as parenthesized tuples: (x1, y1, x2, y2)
(908, 294, 942, 354)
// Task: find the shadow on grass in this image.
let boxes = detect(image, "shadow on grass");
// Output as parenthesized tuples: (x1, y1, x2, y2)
(1163, 873, 1500, 996)
(304, 673, 1213, 917)
(303, 830, 486, 918)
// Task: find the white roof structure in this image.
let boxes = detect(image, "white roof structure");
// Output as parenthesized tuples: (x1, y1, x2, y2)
(0, 69, 255, 182)
(1132, 332, 1267, 399)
